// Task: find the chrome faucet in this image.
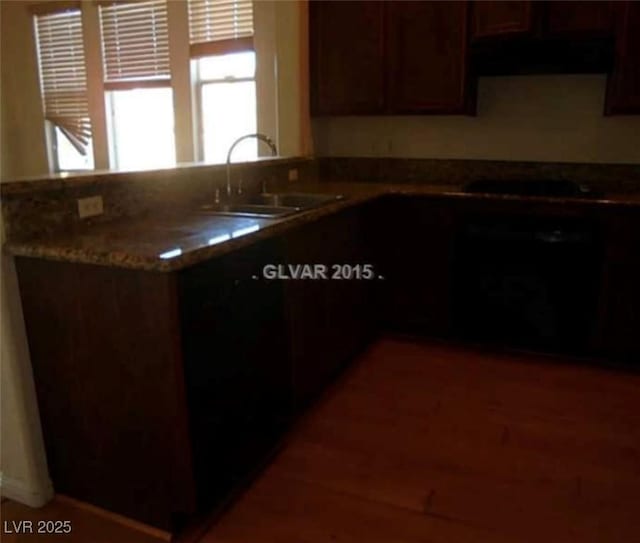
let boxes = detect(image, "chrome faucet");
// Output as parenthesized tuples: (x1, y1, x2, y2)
(225, 133, 278, 198)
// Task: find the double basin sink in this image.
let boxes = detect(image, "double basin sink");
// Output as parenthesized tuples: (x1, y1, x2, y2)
(199, 192, 344, 218)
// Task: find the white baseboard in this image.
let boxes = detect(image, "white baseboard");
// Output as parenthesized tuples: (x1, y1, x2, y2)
(0, 472, 53, 507)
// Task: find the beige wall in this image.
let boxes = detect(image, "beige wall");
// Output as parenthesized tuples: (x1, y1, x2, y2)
(1, 0, 49, 180)
(1, 2, 52, 507)
(312, 75, 640, 164)
(274, 0, 311, 158)
(0, 236, 53, 506)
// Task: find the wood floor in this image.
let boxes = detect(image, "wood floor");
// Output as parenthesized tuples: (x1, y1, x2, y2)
(3, 338, 640, 542)
(203, 338, 640, 543)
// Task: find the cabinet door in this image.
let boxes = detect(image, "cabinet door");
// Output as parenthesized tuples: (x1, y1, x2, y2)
(605, 1, 640, 114)
(375, 196, 456, 336)
(323, 207, 378, 368)
(310, 0, 385, 115)
(471, 1, 533, 40)
(16, 260, 196, 530)
(386, 1, 472, 114)
(596, 208, 640, 363)
(284, 207, 377, 408)
(283, 220, 332, 407)
(178, 239, 291, 508)
(545, 1, 613, 36)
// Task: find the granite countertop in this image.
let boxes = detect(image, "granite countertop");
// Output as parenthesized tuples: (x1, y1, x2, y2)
(4, 181, 640, 272)
(3, 183, 381, 272)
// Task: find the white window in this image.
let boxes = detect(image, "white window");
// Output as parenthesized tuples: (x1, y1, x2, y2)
(106, 88, 176, 171)
(197, 52, 257, 163)
(33, 8, 94, 172)
(188, 0, 257, 163)
(52, 127, 94, 171)
(99, 0, 176, 170)
(31, 0, 273, 173)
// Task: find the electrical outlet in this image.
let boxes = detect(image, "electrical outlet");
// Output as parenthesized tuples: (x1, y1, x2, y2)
(288, 168, 299, 182)
(77, 196, 103, 219)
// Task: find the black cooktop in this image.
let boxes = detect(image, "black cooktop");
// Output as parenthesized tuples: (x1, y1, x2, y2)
(464, 179, 604, 198)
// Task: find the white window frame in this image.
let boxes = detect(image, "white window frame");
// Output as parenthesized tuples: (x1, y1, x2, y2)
(104, 87, 177, 171)
(46, 122, 94, 173)
(30, 0, 287, 173)
(193, 54, 257, 163)
(104, 91, 119, 169)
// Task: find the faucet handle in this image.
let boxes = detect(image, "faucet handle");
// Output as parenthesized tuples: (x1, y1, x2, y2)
(214, 187, 220, 203)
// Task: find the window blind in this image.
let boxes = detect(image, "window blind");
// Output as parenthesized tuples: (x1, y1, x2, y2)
(34, 7, 91, 154)
(99, 0, 171, 90)
(188, 0, 254, 58)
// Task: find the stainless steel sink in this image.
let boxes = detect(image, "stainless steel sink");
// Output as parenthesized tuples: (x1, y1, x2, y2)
(199, 203, 298, 218)
(243, 193, 344, 209)
(199, 193, 345, 218)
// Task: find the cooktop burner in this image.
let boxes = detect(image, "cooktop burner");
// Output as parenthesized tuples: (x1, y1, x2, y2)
(463, 179, 604, 198)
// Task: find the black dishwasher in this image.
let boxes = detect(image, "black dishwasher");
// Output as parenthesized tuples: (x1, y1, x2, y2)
(453, 181, 603, 355)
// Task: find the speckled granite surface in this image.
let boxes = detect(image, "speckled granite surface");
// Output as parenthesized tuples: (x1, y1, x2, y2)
(5, 180, 640, 272)
(0, 157, 317, 241)
(3, 156, 640, 272)
(3, 188, 376, 272)
(0, 156, 316, 196)
(318, 157, 640, 194)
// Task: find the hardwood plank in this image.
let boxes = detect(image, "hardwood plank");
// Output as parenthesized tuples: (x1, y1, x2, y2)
(204, 474, 514, 543)
(5, 338, 637, 541)
(200, 338, 640, 542)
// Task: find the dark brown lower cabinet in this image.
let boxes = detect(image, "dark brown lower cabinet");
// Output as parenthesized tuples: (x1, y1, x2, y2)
(12, 195, 640, 534)
(596, 207, 640, 362)
(177, 239, 291, 511)
(14, 210, 378, 531)
(16, 259, 196, 530)
(374, 196, 457, 337)
(283, 206, 378, 408)
(16, 238, 291, 531)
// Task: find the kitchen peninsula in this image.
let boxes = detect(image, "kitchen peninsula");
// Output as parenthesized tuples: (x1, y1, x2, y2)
(3, 156, 640, 532)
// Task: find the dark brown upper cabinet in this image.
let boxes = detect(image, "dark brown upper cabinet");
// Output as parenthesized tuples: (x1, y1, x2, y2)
(605, 1, 640, 114)
(310, 0, 474, 116)
(471, 1, 533, 40)
(310, 0, 637, 116)
(386, 1, 472, 114)
(545, 1, 613, 37)
(470, 0, 616, 66)
(309, 1, 385, 115)
(471, 1, 612, 41)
